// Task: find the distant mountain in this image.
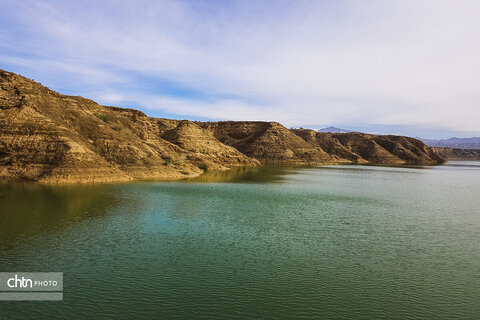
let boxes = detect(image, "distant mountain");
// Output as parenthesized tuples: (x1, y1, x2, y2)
(317, 126, 352, 133)
(420, 137, 480, 149)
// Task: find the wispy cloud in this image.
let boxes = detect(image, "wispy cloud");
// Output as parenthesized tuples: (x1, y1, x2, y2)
(1, 0, 479, 138)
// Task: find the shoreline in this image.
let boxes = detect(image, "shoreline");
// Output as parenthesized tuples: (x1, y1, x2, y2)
(0, 161, 453, 185)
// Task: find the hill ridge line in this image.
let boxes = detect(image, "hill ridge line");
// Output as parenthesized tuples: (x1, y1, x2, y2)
(0, 69, 444, 183)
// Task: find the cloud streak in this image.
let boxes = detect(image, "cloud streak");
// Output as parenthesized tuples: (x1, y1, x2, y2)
(1, 0, 479, 138)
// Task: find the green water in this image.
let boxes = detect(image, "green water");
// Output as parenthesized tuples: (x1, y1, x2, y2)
(1, 162, 479, 319)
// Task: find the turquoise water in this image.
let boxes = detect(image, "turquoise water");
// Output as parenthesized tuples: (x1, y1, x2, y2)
(1, 162, 479, 319)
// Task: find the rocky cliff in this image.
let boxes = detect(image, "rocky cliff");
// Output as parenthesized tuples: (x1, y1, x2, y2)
(430, 147, 480, 160)
(0, 69, 444, 183)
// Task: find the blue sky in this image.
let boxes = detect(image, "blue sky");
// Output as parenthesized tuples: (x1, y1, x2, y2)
(1, 0, 479, 138)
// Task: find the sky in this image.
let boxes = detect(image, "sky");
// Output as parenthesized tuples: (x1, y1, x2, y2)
(1, 0, 479, 139)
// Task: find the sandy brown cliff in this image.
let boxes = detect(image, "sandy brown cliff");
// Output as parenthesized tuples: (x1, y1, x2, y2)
(0, 70, 258, 183)
(299, 130, 444, 165)
(430, 147, 480, 160)
(0, 69, 443, 183)
(199, 121, 341, 164)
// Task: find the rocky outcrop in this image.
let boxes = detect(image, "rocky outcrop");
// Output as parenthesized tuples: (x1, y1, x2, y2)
(431, 147, 480, 160)
(291, 130, 443, 165)
(0, 70, 258, 183)
(200, 121, 341, 164)
(0, 69, 444, 183)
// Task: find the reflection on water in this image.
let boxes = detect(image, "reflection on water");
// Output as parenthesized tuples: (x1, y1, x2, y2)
(184, 165, 299, 183)
(442, 162, 480, 169)
(0, 183, 119, 242)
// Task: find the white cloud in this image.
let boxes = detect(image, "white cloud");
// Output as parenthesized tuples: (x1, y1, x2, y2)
(0, 0, 479, 137)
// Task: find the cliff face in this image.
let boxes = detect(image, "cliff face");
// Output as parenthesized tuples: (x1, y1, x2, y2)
(0, 70, 258, 183)
(0, 69, 444, 183)
(430, 147, 480, 160)
(200, 122, 341, 164)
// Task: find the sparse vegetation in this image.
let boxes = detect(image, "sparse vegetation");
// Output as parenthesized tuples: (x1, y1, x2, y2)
(162, 156, 186, 167)
(110, 123, 122, 131)
(198, 163, 209, 171)
(93, 112, 110, 123)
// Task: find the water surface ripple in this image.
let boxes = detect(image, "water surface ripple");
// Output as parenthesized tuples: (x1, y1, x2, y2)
(0, 162, 479, 319)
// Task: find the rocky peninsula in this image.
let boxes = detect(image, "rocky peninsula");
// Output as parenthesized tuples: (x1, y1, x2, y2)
(0, 69, 444, 183)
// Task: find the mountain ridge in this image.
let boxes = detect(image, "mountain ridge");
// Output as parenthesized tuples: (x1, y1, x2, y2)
(420, 137, 480, 150)
(430, 147, 480, 160)
(0, 69, 444, 183)
(317, 126, 352, 133)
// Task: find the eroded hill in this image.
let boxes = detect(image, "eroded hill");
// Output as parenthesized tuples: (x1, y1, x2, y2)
(430, 147, 480, 160)
(0, 69, 444, 183)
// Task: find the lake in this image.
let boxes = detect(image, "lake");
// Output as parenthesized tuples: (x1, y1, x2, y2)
(1, 162, 479, 319)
